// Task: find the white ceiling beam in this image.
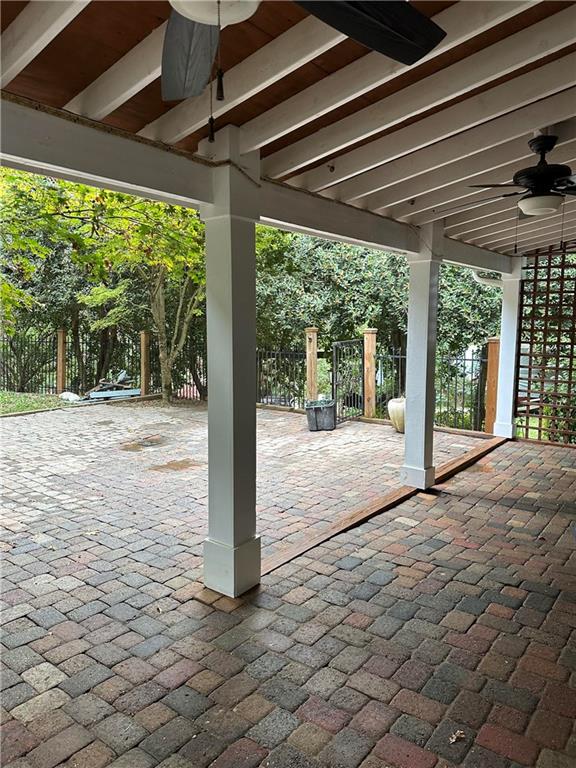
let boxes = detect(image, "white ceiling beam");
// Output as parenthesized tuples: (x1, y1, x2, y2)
(0, 97, 213, 208)
(503, 223, 576, 253)
(291, 53, 576, 193)
(444, 198, 529, 233)
(448, 208, 523, 239)
(441, 237, 515, 274)
(456, 200, 576, 242)
(259, 180, 419, 254)
(239, 1, 532, 155)
(367, 137, 534, 213)
(387, 145, 576, 224)
(64, 22, 166, 120)
(471, 206, 576, 247)
(264, 6, 576, 179)
(358, 115, 576, 210)
(138, 16, 346, 145)
(328, 90, 576, 204)
(485, 216, 576, 249)
(475, 213, 576, 250)
(0, 0, 90, 88)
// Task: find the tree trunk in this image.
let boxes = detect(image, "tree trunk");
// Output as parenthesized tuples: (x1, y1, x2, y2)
(191, 361, 207, 400)
(150, 271, 172, 403)
(71, 307, 87, 393)
(96, 328, 116, 382)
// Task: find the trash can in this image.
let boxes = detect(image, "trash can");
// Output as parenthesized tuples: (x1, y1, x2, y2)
(306, 399, 336, 431)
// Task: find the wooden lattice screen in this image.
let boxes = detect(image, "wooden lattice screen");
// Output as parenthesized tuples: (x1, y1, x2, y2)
(515, 247, 576, 444)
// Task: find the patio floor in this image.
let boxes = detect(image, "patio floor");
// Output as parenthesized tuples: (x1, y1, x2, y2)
(1, 405, 576, 768)
(0, 402, 483, 571)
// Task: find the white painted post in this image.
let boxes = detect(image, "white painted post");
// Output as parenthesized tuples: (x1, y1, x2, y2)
(199, 127, 261, 597)
(493, 263, 522, 438)
(400, 222, 442, 489)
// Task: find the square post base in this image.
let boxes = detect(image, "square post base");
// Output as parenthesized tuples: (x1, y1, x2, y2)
(203, 536, 261, 597)
(400, 465, 436, 489)
(493, 421, 516, 438)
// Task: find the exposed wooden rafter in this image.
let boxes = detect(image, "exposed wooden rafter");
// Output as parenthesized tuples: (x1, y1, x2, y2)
(327, 89, 576, 204)
(239, 1, 533, 154)
(264, 5, 576, 179)
(138, 16, 346, 145)
(1, 0, 90, 89)
(292, 52, 576, 193)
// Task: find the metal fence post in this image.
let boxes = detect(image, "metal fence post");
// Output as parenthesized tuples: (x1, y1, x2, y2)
(485, 337, 500, 433)
(140, 330, 151, 396)
(363, 328, 377, 418)
(56, 328, 66, 394)
(305, 327, 318, 402)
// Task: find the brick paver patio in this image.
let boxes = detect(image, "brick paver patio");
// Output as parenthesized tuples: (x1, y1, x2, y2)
(0, 402, 481, 569)
(1, 404, 575, 768)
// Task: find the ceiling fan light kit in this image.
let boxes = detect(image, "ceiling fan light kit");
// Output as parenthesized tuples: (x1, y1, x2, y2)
(168, 1, 260, 26)
(517, 194, 564, 217)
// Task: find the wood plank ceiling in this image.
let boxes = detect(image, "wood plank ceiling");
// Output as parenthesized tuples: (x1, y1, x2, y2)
(1, 0, 575, 256)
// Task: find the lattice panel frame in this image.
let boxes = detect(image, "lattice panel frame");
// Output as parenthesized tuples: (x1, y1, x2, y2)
(515, 248, 576, 444)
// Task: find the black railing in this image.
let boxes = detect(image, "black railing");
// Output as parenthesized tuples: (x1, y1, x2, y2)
(65, 331, 140, 393)
(150, 329, 208, 399)
(375, 346, 406, 411)
(435, 349, 488, 431)
(375, 345, 488, 431)
(257, 349, 306, 409)
(0, 333, 57, 394)
(332, 339, 364, 423)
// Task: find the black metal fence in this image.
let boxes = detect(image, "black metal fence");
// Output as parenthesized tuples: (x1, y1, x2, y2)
(151, 330, 207, 400)
(0, 333, 57, 394)
(332, 339, 364, 423)
(257, 350, 306, 409)
(375, 345, 489, 431)
(65, 332, 141, 393)
(1, 330, 490, 432)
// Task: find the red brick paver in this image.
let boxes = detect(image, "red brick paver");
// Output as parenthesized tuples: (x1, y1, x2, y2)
(1, 406, 575, 768)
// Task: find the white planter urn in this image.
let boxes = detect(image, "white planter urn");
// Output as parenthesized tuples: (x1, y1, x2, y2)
(387, 397, 405, 433)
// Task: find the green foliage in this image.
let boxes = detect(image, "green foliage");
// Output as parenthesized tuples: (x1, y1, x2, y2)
(255, 232, 410, 350)
(255, 230, 502, 354)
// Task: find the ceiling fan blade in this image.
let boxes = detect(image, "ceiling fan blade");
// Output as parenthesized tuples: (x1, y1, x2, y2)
(434, 192, 523, 214)
(161, 10, 218, 102)
(296, 1, 446, 65)
(468, 184, 523, 189)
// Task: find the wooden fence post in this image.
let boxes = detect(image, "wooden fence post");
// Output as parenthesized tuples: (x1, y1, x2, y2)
(363, 328, 377, 418)
(485, 337, 500, 433)
(56, 328, 66, 394)
(140, 330, 151, 396)
(305, 327, 318, 402)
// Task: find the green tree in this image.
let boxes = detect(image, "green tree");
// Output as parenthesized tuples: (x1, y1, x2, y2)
(255, 229, 501, 354)
(1, 169, 205, 402)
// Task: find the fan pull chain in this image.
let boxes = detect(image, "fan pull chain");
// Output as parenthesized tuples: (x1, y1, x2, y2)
(559, 198, 566, 249)
(216, 0, 224, 101)
(208, 24, 216, 143)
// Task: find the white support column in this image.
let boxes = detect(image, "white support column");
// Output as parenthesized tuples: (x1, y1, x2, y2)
(200, 128, 261, 597)
(400, 223, 442, 489)
(493, 262, 522, 438)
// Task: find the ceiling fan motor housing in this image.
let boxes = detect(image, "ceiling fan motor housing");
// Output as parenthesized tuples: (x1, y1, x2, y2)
(528, 134, 558, 156)
(513, 163, 572, 192)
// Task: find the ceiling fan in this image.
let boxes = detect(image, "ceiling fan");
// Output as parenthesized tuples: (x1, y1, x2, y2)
(162, 1, 446, 104)
(465, 135, 576, 217)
